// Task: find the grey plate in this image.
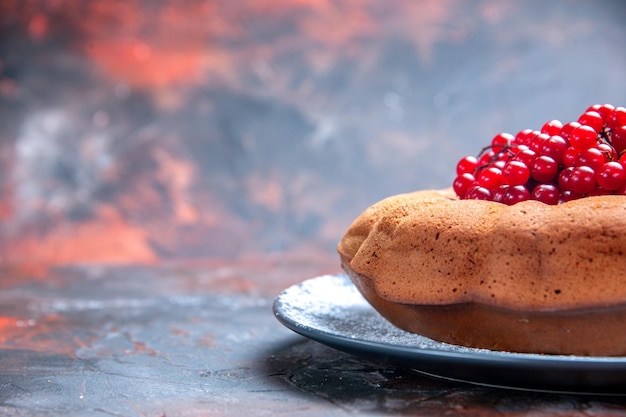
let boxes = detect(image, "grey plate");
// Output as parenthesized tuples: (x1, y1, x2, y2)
(273, 274, 626, 394)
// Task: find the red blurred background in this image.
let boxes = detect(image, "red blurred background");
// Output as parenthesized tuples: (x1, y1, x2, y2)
(0, 0, 625, 269)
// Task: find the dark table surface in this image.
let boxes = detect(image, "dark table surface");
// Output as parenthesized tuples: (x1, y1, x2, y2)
(2, 260, 626, 417)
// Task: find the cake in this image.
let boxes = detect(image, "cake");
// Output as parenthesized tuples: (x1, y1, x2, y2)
(338, 104, 626, 356)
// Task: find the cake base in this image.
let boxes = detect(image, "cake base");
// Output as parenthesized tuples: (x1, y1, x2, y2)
(344, 263, 626, 356)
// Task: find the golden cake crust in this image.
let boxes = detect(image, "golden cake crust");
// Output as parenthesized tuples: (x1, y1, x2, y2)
(338, 189, 626, 311)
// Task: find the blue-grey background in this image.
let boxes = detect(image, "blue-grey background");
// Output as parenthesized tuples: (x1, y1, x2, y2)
(0, 0, 624, 265)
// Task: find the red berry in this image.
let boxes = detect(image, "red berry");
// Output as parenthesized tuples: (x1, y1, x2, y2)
(560, 121, 581, 139)
(478, 150, 496, 166)
(456, 156, 478, 175)
(569, 166, 596, 194)
(611, 125, 626, 154)
(492, 159, 506, 170)
(607, 107, 626, 130)
(491, 133, 514, 153)
(465, 185, 492, 200)
(558, 166, 575, 190)
(587, 186, 614, 197)
(578, 111, 604, 133)
(492, 185, 508, 203)
(577, 147, 606, 170)
(616, 181, 626, 196)
(569, 125, 598, 150)
(502, 160, 530, 186)
(532, 184, 560, 205)
(453, 173, 476, 198)
(587, 104, 615, 122)
(503, 185, 530, 205)
(539, 135, 568, 163)
(541, 119, 563, 136)
(476, 167, 503, 190)
(560, 190, 582, 203)
(563, 147, 580, 167)
(597, 161, 626, 191)
(528, 133, 550, 153)
(513, 129, 535, 146)
(597, 142, 618, 162)
(510, 148, 537, 166)
(509, 144, 530, 162)
(451, 103, 626, 205)
(586, 104, 602, 112)
(531, 155, 558, 182)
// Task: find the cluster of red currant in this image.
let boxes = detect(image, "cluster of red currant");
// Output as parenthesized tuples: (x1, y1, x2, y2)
(453, 104, 626, 205)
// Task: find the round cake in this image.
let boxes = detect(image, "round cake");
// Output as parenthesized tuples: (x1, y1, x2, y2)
(338, 189, 626, 355)
(338, 104, 626, 356)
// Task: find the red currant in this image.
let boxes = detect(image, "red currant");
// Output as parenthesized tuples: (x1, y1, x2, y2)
(513, 129, 535, 146)
(528, 133, 550, 153)
(510, 148, 536, 166)
(452, 103, 625, 205)
(465, 185, 492, 200)
(587, 186, 614, 197)
(611, 125, 626, 154)
(539, 135, 568, 164)
(502, 160, 530, 186)
(569, 166, 596, 194)
(492, 185, 508, 203)
(541, 119, 563, 136)
(476, 167, 503, 190)
(587, 103, 615, 122)
(532, 184, 560, 205)
(560, 190, 582, 203)
(576, 147, 606, 170)
(558, 166, 575, 190)
(491, 133, 514, 153)
(531, 155, 558, 182)
(560, 121, 581, 139)
(562, 147, 580, 167)
(492, 159, 506, 170)
(569, 125, 598, 150)
(453, 173, 476, 198)
(578, 111, 604, 133)
(597, 161, 626, 191)
(456, 156, 478, 175)
(503, 185, 530, 205)
(616, 181, 626, 196)
(597, 142, 617, 162)
(607, 107, 626, 130)
(478, 150, 496, 166)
